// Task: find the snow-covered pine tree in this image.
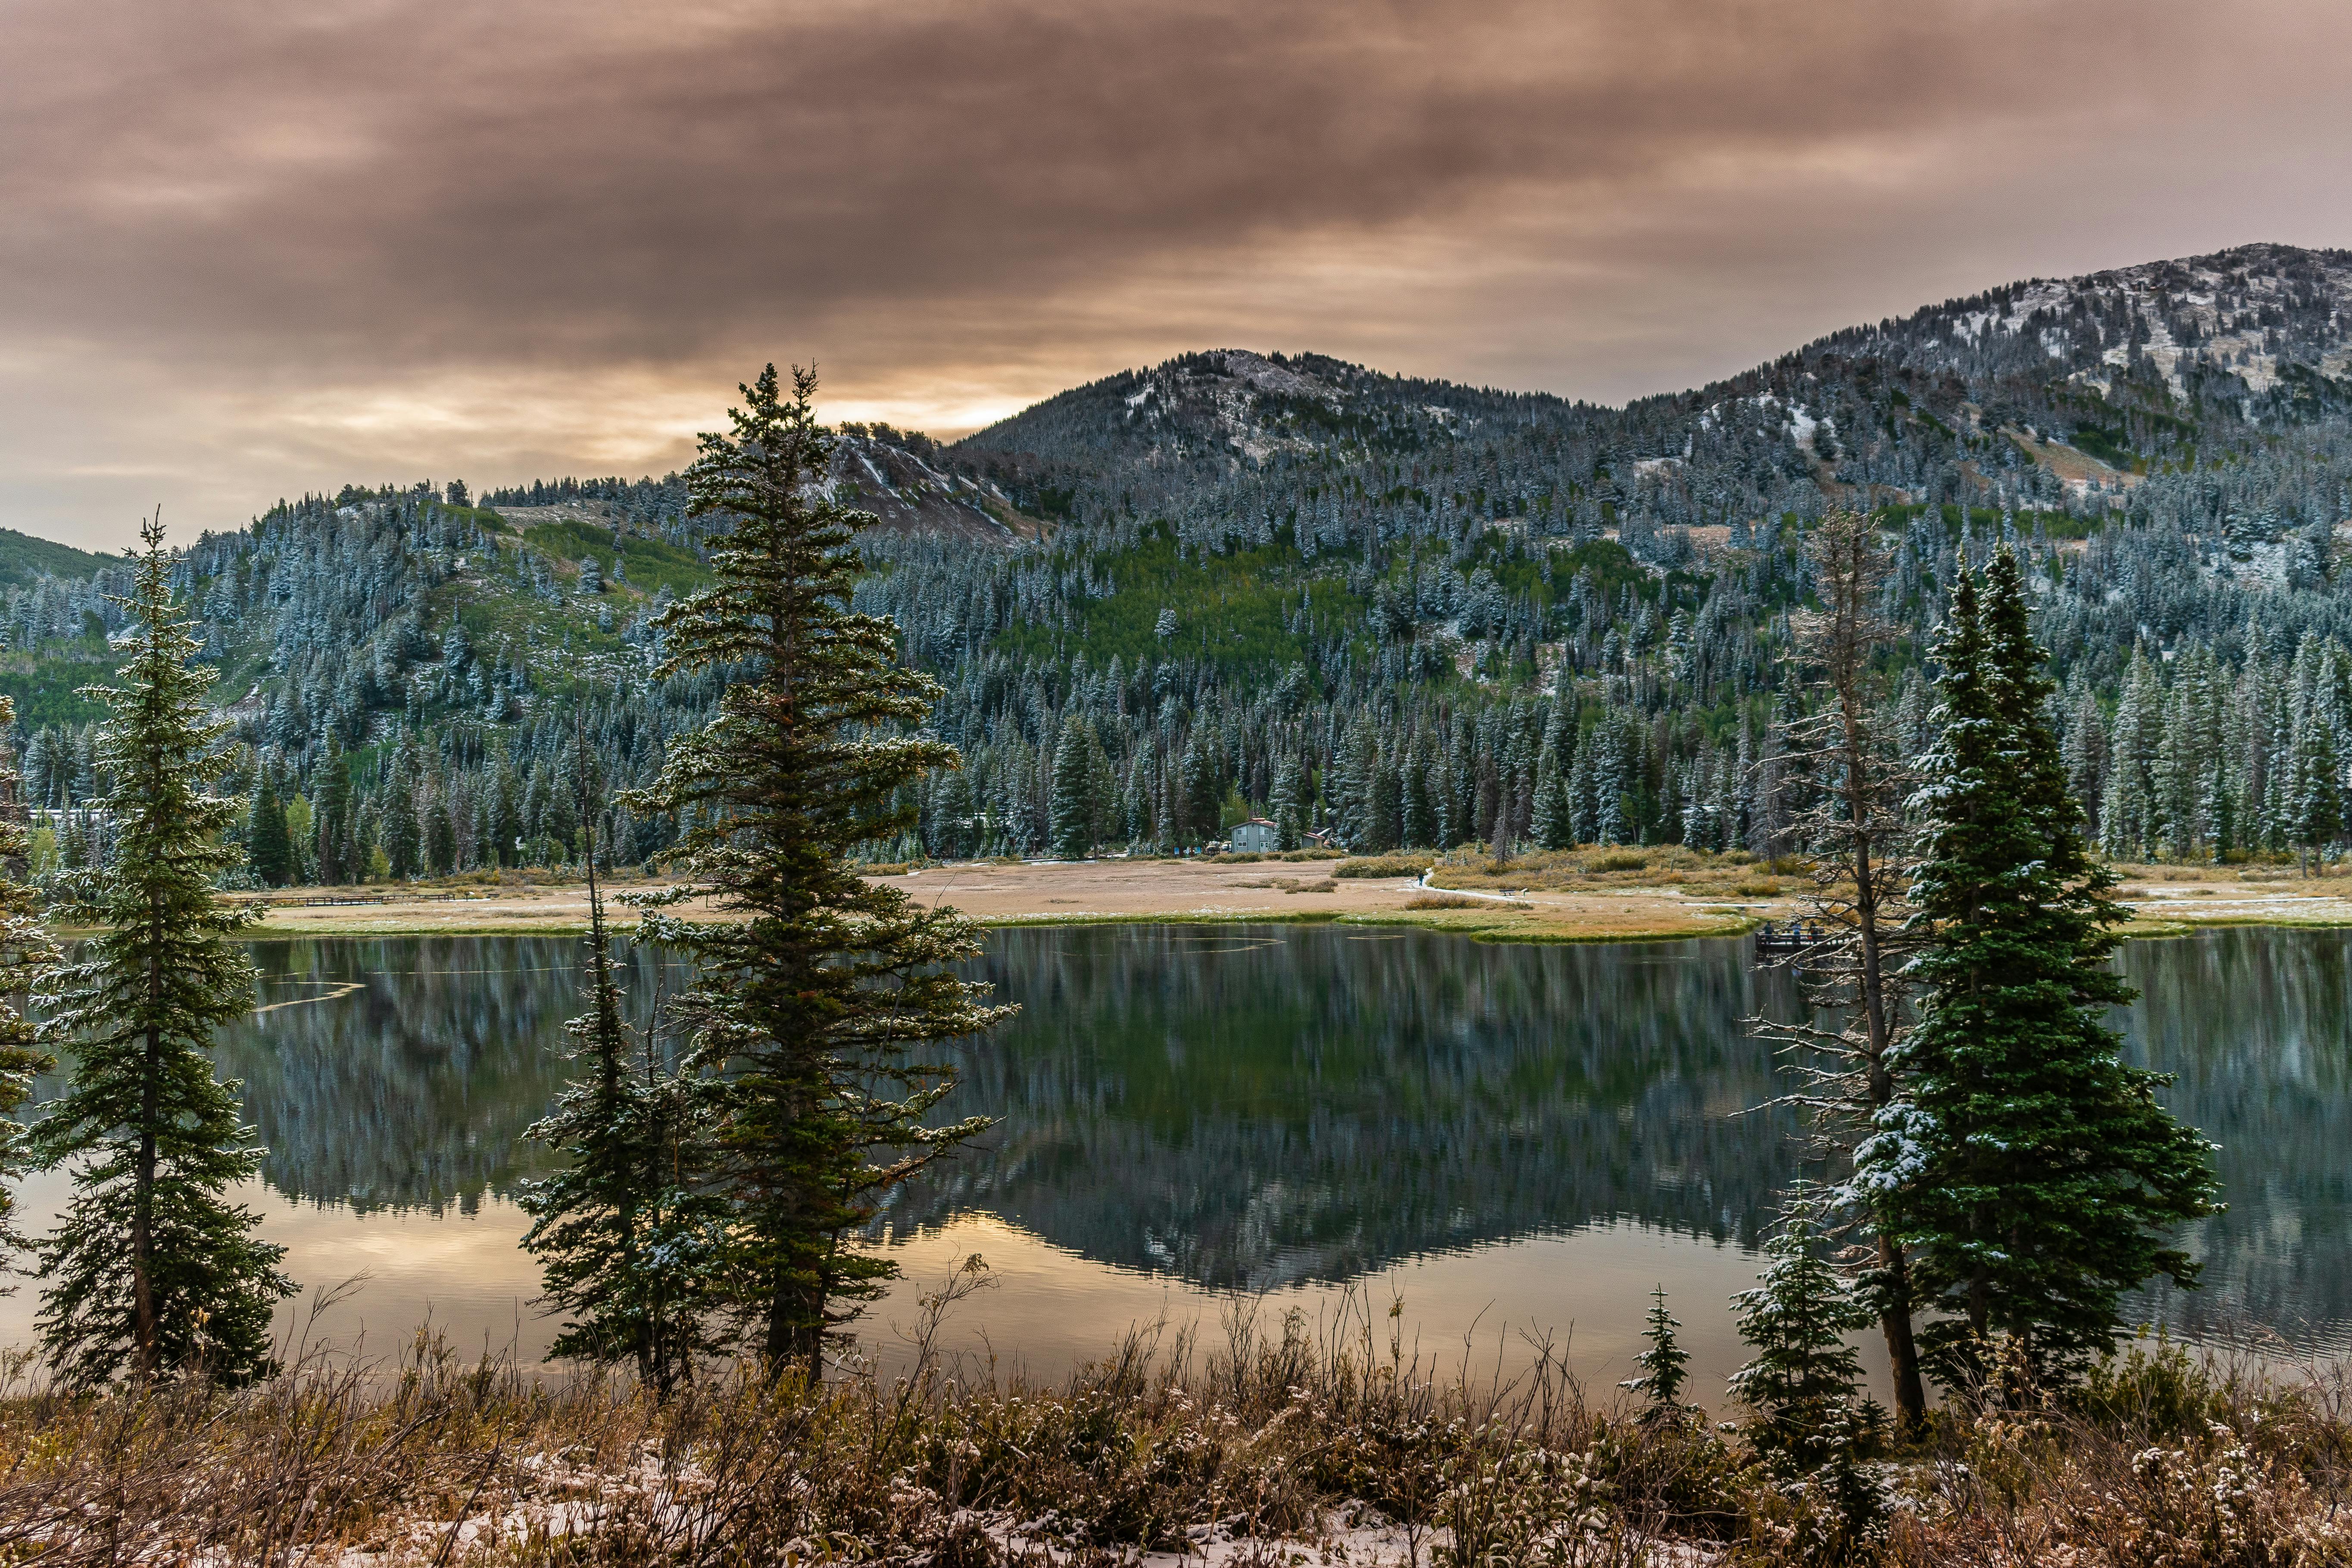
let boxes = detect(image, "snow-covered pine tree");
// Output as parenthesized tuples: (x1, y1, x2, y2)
(1872, 547, 2222, 1392)
(1622, 1284, 1691, 1422)
(1369, 746, 1403, 853)
(1401, 736, 1437, 849)
(1728, 1197, 1878, 1472)
(2291, 719, 2341, 876)
(33, 517, 292, 1386)
(1531, 694, 1574, 850)
(1270, 751, 1305, 850)
(628, 366, 1011, 1369)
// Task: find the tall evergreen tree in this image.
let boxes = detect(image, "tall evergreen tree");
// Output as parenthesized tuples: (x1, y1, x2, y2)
(2292, 720, 2341, 876)
(628, 367, 1011, 1368)
(382, 766, 422, 879)
(34, 518, 291, 1386)
(315, 742, 354, 885)
(1270, 751, 1305, 850)
(1179, 729, 1223, 847)
(523, 759, 724, 1396)
(1868, 548, 2222, 1390)
(0, 699, 57, 1266)
(1048, 715, 1098, 859)
(249, 772, 293, 887)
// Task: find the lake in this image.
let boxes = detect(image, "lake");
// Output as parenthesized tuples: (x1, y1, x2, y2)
(3, 924, 2344, 1400)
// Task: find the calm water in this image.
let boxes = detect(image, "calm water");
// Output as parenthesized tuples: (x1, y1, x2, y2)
(3, 926, 2345, 1396)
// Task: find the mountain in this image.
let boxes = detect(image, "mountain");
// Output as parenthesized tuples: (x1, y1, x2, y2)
(0, 525, 115, 592)
(7, 243, 2352, 883)
(953, 242, 2352, 526)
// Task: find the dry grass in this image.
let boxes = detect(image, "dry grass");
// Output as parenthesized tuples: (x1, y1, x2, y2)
(1333, 855, 1438, 879)
(1207, 849, 1348, 865)
(1407, 891, 1532, 911)
(0, 1284, 2344, 1565)
(1428, 845, 1785, 898)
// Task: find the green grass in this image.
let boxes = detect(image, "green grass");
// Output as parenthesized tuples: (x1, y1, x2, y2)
(995, 526, 1363, 677)
(2068, 424, 2137, 468)
(519, 521, 710, 598)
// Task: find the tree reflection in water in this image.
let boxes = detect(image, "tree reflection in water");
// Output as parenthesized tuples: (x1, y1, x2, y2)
(75, 923, 2352, 1356)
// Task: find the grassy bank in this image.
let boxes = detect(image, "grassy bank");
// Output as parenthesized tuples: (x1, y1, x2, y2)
(1, 1293, 2344, 1565)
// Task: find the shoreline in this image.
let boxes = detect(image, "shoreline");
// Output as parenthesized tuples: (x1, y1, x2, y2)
(198, 856, 2352, 944)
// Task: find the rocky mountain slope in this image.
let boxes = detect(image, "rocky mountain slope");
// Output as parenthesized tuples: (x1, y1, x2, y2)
(3, 244, 2351, 885)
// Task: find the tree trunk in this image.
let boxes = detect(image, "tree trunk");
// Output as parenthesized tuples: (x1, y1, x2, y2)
(132, 1018, 160, 1381)
(1844, 674, 1927, 1434)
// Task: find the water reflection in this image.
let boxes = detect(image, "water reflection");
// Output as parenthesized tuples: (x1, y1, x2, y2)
(188, 937, 674, 1215)
(887, 927, 1809, 1288)
(2121, 928, 2352, 1350)
(16, 923, 2346, 1358)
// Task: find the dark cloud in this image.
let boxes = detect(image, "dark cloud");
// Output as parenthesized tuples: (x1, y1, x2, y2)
(4, 0, 2350, 543)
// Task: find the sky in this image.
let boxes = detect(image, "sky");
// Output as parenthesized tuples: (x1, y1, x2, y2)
(7, 0, 2352, 551)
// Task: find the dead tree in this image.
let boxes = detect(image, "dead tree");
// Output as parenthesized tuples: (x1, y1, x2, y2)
(1750, 505, 1928, 1433)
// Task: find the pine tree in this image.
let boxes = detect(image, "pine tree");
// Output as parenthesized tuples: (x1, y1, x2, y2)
(523, 758, 724, 1396)
(33, 517, 292, 1386)
(249, 772, 293, 887)
(1728, 1201, 1893, 1561)
(1622, 1284, 1691, 1419)
(489, 748, 525, 870)
(1367, 747, 1403, 852)
(2292, 719, 2341, 876)
(1531, 698, 1574, 850)
(627, 367, 1011, 1368)
(0, 699, 57, 1265)
(315, 742, 354, 885)
(1332, 718, 1378, 849)
(1048, 715, 1097, 859)
(1270, 752, 1305, 850)
(1401, 740, 1436, 849)
(1728, 1198, 1878, 1472)
(383, 767, 421, 878)
(1872, 548, 2222, 1391)
(1084, 725, 1116, 850)
(2101, 645, 2163, 860)
(1179, 729, 1223, 847)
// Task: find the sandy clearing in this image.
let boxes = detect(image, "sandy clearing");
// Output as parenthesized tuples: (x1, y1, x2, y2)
(229, 860, 1791, 944)
(219, 860, 2352, 943)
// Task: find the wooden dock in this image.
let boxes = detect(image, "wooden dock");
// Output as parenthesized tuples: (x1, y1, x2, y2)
(1752, 919, 1829, 958)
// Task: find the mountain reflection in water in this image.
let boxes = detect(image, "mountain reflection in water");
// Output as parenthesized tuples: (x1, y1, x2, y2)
(882, 926, 1807, 1289)
(29, 922, 2346, 1356)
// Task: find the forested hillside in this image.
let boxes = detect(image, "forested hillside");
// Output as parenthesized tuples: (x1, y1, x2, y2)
(10, 242, 2352, 882)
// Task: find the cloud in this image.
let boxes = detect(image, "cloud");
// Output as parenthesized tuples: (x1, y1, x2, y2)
(4, 0, 2350, 544)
